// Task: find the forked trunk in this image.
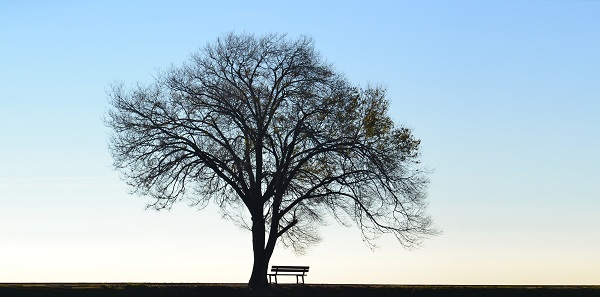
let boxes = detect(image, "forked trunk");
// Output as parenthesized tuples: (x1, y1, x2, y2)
(247, 216, 274, 290)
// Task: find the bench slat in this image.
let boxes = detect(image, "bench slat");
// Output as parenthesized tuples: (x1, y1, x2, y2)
(271, 268, 308, 272)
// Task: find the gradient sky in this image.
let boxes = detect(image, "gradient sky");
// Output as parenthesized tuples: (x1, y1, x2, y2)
(1, 0, 599, 285)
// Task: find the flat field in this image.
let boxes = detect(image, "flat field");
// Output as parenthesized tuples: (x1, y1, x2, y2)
(0, 283, 598, 297)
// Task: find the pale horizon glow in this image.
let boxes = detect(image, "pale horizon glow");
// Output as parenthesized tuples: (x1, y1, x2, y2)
(1, 0, 599, 285)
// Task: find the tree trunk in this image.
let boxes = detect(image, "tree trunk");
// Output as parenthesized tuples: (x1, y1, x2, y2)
(248, 216, 273, 290)
(248, 254, 269, 290)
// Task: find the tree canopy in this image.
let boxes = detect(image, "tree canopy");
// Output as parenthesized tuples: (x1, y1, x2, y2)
(106, 33, 437, 288)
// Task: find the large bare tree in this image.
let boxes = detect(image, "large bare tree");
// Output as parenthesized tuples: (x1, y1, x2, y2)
(106, 33, 437, 289)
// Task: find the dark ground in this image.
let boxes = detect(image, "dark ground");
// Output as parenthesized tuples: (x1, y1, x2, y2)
(0, 283, 598, 297)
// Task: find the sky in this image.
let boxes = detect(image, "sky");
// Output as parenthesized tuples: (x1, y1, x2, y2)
(1, 0, 599, 285)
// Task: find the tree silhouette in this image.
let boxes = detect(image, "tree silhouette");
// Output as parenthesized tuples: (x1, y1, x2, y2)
(106, 33, 437, 289)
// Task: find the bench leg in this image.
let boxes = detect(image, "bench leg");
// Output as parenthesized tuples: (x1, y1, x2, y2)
(268, 275, 278, 284)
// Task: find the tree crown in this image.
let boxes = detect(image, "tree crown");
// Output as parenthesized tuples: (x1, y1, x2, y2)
(106, 33, 437, 253)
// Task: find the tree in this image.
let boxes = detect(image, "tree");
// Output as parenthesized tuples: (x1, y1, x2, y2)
(106, 33, 437, 289)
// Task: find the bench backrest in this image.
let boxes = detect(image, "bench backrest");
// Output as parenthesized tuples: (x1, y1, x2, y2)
(271, 266, 309, 274)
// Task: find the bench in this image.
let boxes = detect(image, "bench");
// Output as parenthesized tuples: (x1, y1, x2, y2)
(267, 265, 310, 284)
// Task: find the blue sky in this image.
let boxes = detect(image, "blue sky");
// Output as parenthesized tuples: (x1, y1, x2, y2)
(1, 0, 599, 284)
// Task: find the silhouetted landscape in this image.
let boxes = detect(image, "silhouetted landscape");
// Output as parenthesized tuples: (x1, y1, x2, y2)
(1, 283, 599, 297)
(3, 1, 599, 292)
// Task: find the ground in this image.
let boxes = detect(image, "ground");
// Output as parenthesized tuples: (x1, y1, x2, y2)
(0, 283, 598, 297)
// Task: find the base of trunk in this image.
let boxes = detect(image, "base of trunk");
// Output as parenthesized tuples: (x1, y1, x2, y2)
(248, 279, 269, 288)
(248, 277, 272, 297)
(248, 269, 270, 290)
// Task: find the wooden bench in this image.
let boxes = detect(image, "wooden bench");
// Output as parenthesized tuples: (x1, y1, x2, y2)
(267, 265, 310, 284)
